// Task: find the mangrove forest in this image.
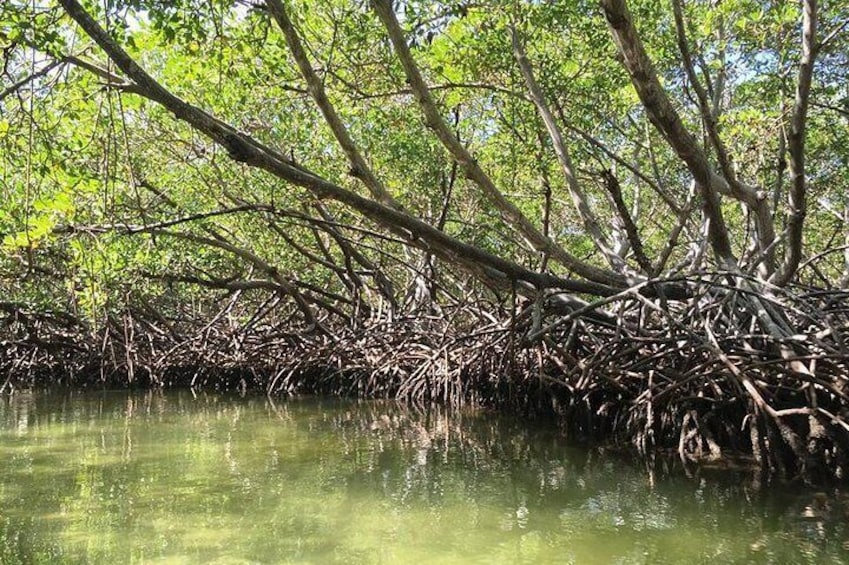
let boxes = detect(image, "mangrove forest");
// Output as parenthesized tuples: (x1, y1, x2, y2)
(2, 0, 849, 483)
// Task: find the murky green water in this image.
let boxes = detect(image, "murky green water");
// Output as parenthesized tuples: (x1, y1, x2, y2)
(1, 392, 847, 564)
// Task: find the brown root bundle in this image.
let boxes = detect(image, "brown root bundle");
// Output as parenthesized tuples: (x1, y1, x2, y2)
(2, 273, 848, 482)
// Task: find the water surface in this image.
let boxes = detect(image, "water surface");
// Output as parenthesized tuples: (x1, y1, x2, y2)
(1, 391, 847, 564)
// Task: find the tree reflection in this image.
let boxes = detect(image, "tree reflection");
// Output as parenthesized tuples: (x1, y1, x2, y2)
(0, 391, 847, 563)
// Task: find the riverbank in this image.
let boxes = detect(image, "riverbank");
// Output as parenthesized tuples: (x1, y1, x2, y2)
(3, 277, 849, 484)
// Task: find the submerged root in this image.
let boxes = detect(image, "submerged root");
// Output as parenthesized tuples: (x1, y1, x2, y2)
(1, 274, 849, 482)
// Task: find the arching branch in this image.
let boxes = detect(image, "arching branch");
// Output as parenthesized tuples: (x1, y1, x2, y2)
(371, 0, 626, 288)
(57, 0, 619, 308)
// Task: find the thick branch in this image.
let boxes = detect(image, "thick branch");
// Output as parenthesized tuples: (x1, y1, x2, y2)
(156, 229, 323, 330)
(775, 0, 818, 286)
(671, 0, 776, 274)
(0, 59, 63, 102)
(265, 0, 400, 210)
(599, 0, 737, 268)
(560, 115, 682, 215)
(57, 0, 617, 303)
(62, 55, 144, 94)
(371, 0, 626, 288)
(602, 170, 653, 274)
(670, 0, 736, 191)
(312, 201, 398, 312)
(653, 192, 696, 275)
(59, 204, 271, 235)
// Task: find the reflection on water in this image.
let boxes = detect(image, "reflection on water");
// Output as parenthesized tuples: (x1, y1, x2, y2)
(1, 391, 848, 564)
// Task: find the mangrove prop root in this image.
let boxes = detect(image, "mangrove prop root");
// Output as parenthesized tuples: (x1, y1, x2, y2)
(2, 275, 848, 483)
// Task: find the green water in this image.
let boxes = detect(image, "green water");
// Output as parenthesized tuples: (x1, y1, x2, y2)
(0, 392, 847, 564)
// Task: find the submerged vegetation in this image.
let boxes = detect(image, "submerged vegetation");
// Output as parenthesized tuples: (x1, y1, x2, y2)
(1, 0, 849, 481)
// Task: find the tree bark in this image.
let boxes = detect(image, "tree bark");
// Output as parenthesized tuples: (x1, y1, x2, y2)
(775, 0, 818, 286)
(599, 0, 738, 269)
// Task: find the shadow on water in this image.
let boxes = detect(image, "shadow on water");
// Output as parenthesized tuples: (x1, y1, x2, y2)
(1, 390, 848, 564)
